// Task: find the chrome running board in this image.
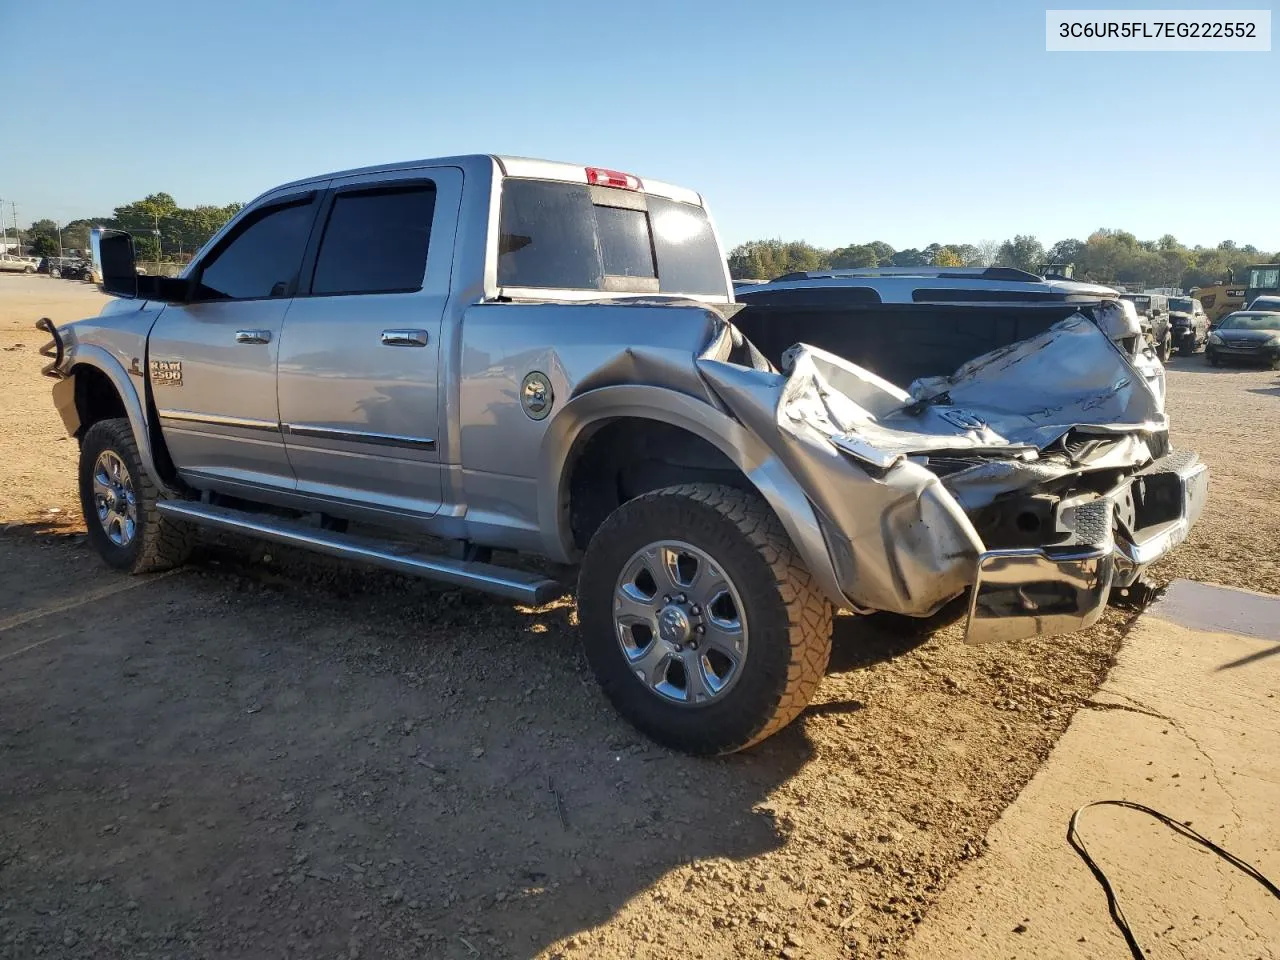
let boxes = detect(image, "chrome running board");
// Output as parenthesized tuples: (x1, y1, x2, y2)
(156, 501, 562, 605)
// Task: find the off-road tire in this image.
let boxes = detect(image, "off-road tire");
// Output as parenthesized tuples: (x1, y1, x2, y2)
(578, 483, 832, 755)
(1178, 340, 1196, 357)
(79, 418, 194, 574)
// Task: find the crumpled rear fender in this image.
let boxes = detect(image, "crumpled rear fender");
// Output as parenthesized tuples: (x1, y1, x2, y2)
(537, 383, 848, 608)
(697, 358, 985, 616)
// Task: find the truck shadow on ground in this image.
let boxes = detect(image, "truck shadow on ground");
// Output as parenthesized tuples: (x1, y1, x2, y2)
(0, 532, 826, 960)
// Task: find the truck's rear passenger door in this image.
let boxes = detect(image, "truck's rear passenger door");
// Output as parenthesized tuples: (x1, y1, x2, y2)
(275, 166, 463, 521)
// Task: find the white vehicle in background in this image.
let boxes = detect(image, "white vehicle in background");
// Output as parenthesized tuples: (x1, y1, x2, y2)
(0, 253, 36, 273)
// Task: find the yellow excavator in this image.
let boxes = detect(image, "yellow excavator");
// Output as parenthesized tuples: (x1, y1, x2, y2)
(1190, 269, 1247, 323)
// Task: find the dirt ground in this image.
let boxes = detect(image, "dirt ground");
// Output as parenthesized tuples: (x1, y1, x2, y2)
(1, 274, 1277, 960)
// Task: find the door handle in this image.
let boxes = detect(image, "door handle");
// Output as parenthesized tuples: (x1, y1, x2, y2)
(381, 329, 429, 347)
(235, 330, 272, 344)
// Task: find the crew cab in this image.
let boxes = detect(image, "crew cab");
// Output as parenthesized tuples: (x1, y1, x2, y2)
(36, 155, 1208, 755)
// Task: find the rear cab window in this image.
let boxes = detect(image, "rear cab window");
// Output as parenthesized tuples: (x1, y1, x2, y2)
(496, 178, 728, 298)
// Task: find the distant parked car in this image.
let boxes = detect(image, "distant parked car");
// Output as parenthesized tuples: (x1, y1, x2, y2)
(0, 253, 36, 273)
(1119, 292, 1172, 360)
(1167, 296, 1210, 356)
(55, 257, 94, 281)
(1206, 311, 1280, 369)
(1246, 294, 1280, 312)
(731, 266, 1145, 387)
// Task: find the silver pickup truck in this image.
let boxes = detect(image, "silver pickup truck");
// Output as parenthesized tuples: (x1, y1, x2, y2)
(36, 154, 1207, 755)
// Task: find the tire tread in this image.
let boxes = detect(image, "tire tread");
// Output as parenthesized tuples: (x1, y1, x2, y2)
(81, 418, 193, 574)
(581, 482, 832, 754)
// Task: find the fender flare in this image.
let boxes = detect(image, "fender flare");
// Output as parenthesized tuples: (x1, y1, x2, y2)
(536, 384, 848, 608)
(63, 345, 166, 488)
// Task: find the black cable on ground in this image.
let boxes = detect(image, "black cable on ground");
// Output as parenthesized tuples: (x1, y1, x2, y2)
(1067, 799, 1280, 960)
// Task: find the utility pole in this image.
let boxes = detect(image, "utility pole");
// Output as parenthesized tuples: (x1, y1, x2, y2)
(0, 198, 7, 253)
(10, 202, 19, 256)
(55, 220, 63, 258)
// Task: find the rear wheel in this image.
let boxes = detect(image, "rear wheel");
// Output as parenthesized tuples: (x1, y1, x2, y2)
(23, 265, 34, 274)
(578, 483, 832, 755)
(79, 418, 194, 573)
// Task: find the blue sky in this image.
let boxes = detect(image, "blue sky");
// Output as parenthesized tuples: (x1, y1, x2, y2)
(3, 0, 1275, 251)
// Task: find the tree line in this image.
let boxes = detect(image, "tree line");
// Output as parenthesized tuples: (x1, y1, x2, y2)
(18, 196, 1277, 294)
(728, 232, 1277, 291)
(20, 193, 243, 263)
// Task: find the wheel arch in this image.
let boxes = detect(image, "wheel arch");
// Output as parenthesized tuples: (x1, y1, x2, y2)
(61, 347, 176, 490)
(538, 384, 847, 607)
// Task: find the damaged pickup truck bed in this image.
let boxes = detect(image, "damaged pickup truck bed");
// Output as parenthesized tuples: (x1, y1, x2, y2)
(37, 155, 1206, 755)
(707, 299, 1207, 642)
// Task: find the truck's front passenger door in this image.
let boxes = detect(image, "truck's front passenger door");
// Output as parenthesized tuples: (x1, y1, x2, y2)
(148, 190, 323, 492)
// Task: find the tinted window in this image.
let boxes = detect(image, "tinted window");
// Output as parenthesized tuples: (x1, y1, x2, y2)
(497, 179, 727, 297)
(195, 198, 315, 300)
(593, 205, 656, 278)
(1222, 313, 1280, 330)
(649, 196, 728, 297)
(311, 184, 436, 295)
(1248, 267, 1280, 289)
(498, 180, 599, 289)
(731, 299, 1071, 386)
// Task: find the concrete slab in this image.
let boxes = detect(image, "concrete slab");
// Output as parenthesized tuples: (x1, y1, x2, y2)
(902, 580, 1280, 960)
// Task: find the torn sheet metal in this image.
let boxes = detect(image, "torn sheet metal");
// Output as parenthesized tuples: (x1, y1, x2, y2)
(697, 356, 985, 616)
(697, 306, 1171, 616)
(903, 309, 1167, 449)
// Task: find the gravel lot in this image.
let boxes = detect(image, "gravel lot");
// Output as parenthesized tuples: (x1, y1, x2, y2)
(1, 274, 1276, 960)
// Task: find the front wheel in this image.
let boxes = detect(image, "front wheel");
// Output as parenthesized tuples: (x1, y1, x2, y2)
(578, 483, 833, 755)
(23, 265, 34, 274)
(79, 418, 194, 574)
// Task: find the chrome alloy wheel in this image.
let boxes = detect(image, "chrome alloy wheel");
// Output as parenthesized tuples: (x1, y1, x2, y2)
(92, 450, 138, 547)
(613, 540, 748, 705)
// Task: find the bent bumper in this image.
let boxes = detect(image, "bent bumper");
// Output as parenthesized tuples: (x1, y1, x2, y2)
(965, 451, 1208, 644)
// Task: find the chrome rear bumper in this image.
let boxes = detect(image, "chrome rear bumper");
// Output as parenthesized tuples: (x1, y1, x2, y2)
(964, 451, 1208, 644)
